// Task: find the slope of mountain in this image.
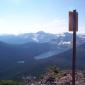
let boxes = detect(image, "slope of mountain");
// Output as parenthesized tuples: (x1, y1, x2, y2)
(37, 42, 85, 70)
(0, 41, 85, 79)
(22, 42, 85, 80)
(0, 32, 85, 79)
(0, 41, 64, 79)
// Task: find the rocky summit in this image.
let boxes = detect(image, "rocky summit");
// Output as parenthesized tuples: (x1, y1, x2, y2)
(22, 69, 85, 85)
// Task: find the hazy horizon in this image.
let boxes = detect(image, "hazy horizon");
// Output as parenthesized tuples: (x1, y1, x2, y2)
(0, 30, 85, 35)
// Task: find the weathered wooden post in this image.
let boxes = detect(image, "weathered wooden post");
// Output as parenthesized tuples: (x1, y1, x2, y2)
(69, 10, 78, 85)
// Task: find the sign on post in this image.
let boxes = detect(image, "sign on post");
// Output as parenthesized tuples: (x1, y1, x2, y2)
(69, 11, 78, 31)
(69, 10, 78, 85)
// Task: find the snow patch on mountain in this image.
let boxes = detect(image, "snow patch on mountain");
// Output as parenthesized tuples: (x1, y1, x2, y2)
(57, 41, 71, 45)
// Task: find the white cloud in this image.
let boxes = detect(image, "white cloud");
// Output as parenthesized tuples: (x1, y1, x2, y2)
(30, 18, 67, 34)
(0, 18, 68, 35)
(0, 17, 84, 35)
(43, 19, 67, 33)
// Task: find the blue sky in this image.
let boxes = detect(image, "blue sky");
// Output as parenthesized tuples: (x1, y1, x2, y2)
(0, 0, 85, 34)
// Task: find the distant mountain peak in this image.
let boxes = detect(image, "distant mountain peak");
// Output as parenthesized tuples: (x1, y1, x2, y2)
(36, 31, 46, 34)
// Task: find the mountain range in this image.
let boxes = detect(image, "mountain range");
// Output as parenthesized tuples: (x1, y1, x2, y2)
(0, 31, 85, 45)
(0, 31, 85, 79)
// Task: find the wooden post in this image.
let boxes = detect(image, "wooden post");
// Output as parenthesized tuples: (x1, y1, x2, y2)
(69, 10, 78, 85)
(72, 10, 76, 85)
